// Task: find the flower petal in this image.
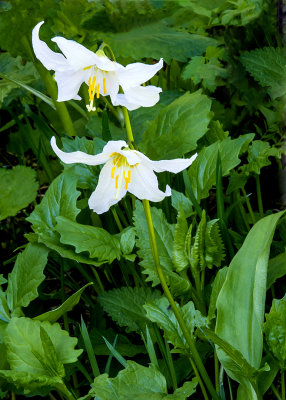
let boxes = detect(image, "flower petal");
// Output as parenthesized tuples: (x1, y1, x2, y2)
(51, 137, 110, 165)
(128, 163, 171, 202)
(32, 21, 69, 72)
(88, 161, 127, 214)
(140, 153, 198, 173)
(118, 58, 163, 88)
(101, 140, 128, 154)
(114, 85, 162, 111)
(55, 69, 88, 101)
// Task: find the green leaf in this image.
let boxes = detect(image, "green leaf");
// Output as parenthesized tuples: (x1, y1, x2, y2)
(0, 166, 38, 220)
(215, 211, 285, 384)
(6, 243, 48, 314)
(55, 216, 121, 264)
(173, 207, 189, 272)
(267, 252, 286, 289)
(219, 0, 264, 26)
(118, 227, 136, 255)
(144, 297, 207, 351)
(98, 287, 161, 333)
(188, 134, 254, 202)
(133, 201, 190, 295)
(171, 190, 193, 218)
(208, 267, 228, 321)
(34, 283, 93, 323)
(140, 91, 212, 160)
(100, 20, 218, 63)
(89, 360, 197, 399)
(264, 295, 286, 369)
(240, 47, 286, 99)
(4, 317, 82, 375)
(242, 140, 281, 175)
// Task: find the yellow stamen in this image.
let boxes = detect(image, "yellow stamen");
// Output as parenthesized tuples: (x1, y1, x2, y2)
(124, 170, 131, 190)
(103, 78, 107, 94)
(96, 83, 100, 99)
(83, 66, 92, 70)
(115, 175, 119, 189)
(111, 166, 115, 179)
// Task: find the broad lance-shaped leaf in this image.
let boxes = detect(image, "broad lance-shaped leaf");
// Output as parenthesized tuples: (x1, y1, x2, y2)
(133, 201, 190, 296)
(89, 360, 197, 400)
(188, 134, 254, 202)
(216, 211, 285, 391)
(140, 90, 212, 160)
(6, 243, 48, 314)
(264, 295, 286, 369)
(98, 287, 161, 333)
(55, 216, 121, 264)
(0, 166, 38, 221)
(240, 47, 286, 99)
(144, 297, 207, 352)
(34, 283, 93, 323)
(267, 252, 286, 289)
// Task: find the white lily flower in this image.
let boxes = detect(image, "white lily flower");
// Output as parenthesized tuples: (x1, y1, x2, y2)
(51, 137, 197, 214)
(32, 21, 163, 111)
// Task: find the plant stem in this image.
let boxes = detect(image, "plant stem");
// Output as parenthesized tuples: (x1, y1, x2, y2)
(214, 351, 220, 394)
(255, 174, 264, 217)
(271, 383, 282, 400)
(142, 199, 219, 400)
(122, 106, 135, 148)
(182, 170, 203, 218)
(241, 187, 256, 225)
(282, 370, 285, 400)
(188, 357, 209, 400)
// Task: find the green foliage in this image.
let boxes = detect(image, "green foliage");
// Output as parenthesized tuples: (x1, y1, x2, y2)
(240, 47, 286, 99)
(188, 134, 254, 201)
(267, 252, 286, 289)
(0, 166, 39, 220)
(171, 190, 193, 218)
(133, 201, 190, 296)
(242, 140, 281, 175)
(173, 207, 189, 272)
(6, 243, 48, 315)
(216, 212, 284, 388)
(141, 91, 212, 160)
(144, 297, 207, 351)
(264, 295, 286, 369)
(118, 226, 136, 256)
(98, 287, 161, 333)
(89, 361, 198, 399)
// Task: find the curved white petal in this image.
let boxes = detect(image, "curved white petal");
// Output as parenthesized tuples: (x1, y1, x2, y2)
(88, 161, 127, 214)
(93, 56, 123, 72)
(55, 69, 88, 101)
(114, 85, 162, 111)
(128, 163, 171, 202)
(118, 58, 163, 88)
(137, 153, 198, 173)
(102, 140, 128, 155)
(51, 137, 110, 165)
(32, 21, 69, 72)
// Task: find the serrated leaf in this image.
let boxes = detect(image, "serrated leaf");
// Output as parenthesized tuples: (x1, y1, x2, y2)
(188, 134, 254, 201)
(99, 20, 218, 64)
(242, 140, 281, 175)
(34, 283, 93, 323)
(144, 297, 208, 351)
(133, 201, 190, 296)
(6, 243, 48, 314)
(190, 210, 207, 272)
(241, 47, 286, 99)
(205, 219, 225, 268)
(264, 295, 286, 369)
(98, 287, 161, 333)
(4, 317, 82, 375)
(173, 207, 189, 272)
(141, 91, 212, 160)
(0, 166, 38, 220)
(55, 216, 121, 264)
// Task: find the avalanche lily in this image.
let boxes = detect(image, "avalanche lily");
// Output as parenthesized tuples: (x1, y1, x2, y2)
(51, 137, 197, 214)
(32, 21, 163, 111)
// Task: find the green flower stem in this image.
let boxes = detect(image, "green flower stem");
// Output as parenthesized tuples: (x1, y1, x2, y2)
(22, 36, 75, 136)
(255, 174, 264, 217)
(122, 106, 136, 148)
(271, 384, 282, 400)
(91, 268, 105, 294)
(188, 357, 209, 400)
(241, 187, 256, 225)
(282, 370, 285, 400)
(142, 199, 219, 400)
(111, 208, 123, 231)
(214, 351, 220, 394)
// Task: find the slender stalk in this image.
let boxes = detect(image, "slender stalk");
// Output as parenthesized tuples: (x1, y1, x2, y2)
(255, 174, 264, 217)
(91, 268, 105, 293)
(235, 190, 250, 231)
(142, 199, 219, 400)
(188, 357, 209, 400)
(214, 351, 220, 394)
(182, 170, 203, 218)
(122, 106, 136, 148)
(271, 383, 282, 400)
(241, 187, 256, 225)
(164, 338, 178, 390)
(111, 208, 123, 231)
(282, 370, 285, 400)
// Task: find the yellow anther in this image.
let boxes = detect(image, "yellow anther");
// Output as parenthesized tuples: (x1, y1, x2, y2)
(111, 166, 115, 179)
(124, 170, 131, 190)
(83, 66, 92, 70)
(96, 83, 100, 99)
(115, 175, 119, 189)
(103, 78, 107, 94)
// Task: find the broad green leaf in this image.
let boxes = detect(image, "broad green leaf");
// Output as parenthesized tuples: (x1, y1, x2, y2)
(6, 243, 48, 314)
(240, 47, 286, 99)
(4, 317, 82, 375)
(0, 166, 38, 220)
(89, 360, 197, 399)
(208, 267, 228, 321)
(55, 217, 121, 264)
(171, 189, 193, 218)
(219, 0, 264, 26)
(98, 287, 161, 333)
(118, 227, 136, 255)
(34, 283, 93, 323)
(99, 20, 218, 63)
(242, 140, 281, 175)
(140, 91, 212, 160)
(188, 134, 254, 201)
(0, 290, 10, 323)
(144, 297, 207, 351)
(267, 252, 286, 289)
(216, 211, 285, 385)
(133, 201, 190, 295)
(173, 207, 189, 272)
(264, 295, 286, 369)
